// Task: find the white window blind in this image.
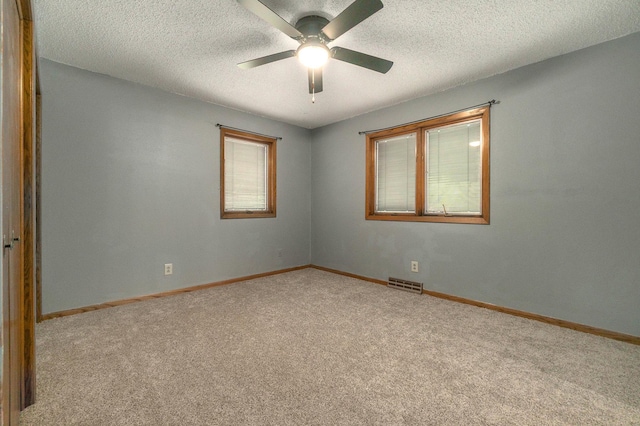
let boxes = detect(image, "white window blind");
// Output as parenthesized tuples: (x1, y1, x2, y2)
(375, 133, 416, 212)
(224, 137, 268, 211)
(426, 120, 481, 215)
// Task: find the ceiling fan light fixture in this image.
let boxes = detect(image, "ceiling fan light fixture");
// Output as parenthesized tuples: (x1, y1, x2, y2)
(297, 42, 330, 69)
(236, 0, 393, 94)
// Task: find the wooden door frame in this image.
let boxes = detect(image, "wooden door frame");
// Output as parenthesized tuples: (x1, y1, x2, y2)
(1, 0, 35, 421)
(35, 94, 41, 326)
(2, 0, 24, 421)
(14, 0, 37, 413)
(20, 7, 36, 409)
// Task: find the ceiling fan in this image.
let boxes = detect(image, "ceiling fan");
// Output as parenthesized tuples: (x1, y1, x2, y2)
(236, 0, 393, 99)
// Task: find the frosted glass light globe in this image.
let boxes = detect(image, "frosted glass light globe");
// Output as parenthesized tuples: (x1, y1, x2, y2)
(297, 43, 329, 69)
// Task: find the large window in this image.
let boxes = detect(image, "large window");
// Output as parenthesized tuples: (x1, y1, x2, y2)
(366, 106, 490, 224)
(220, 128, 276, 219)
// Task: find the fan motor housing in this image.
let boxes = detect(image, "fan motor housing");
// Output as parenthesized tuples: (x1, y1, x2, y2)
(295, 15, 330, 39)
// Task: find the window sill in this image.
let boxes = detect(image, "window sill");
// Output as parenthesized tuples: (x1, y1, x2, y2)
(222, 211, 276, 219)
(365, 213, 489, 224)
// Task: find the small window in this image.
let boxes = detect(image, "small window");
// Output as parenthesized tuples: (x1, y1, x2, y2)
(220, 128, 276, 219)
(366, 106, 490, 224)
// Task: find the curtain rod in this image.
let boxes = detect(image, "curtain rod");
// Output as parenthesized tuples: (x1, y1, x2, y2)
(216, 123, 282, 140)
(358, 99, 498, 135)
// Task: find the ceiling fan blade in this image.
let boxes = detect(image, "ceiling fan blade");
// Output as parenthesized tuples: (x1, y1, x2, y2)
(308, 68, 323, 94)
(321, 0, 383, 41)
(331, 46, 393, 73)
(237, 50, 296, 69)
(237, 0, 303, 39)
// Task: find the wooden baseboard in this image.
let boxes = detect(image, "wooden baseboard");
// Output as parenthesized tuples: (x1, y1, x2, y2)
(39, 263, 640, 346)
(310, 265, 388, 285)
(308, 265, 640, 346)
(39, 265, 311, 321)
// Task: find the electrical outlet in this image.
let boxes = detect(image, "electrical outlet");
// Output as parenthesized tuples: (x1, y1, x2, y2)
(411, 261, 419, 273)
(164, 263, 173, 275)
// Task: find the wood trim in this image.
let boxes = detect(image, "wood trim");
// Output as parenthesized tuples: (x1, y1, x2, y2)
(420, 288, 640, 345)
(364, 128, 376, 218)
(20, 16, 36, 409)
(17, 0, 33, 21)
(39, 263, 640, 346)
(365, 106, 490, 225)
(309, 265, 387, 286)
(367, 107, 489, 140)
(480, 107, 491, 224)
(364, 214, 490, 224)
(309, 265, 640, 345)
(2, 0, 26, 421)
(40, 265, 311, 321)
(219, 127, 277, 219)
(415, 130, 425, 216)
(35, 95, 42, 323)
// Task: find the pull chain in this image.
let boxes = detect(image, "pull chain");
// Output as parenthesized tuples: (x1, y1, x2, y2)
(311, 71, 316, 103)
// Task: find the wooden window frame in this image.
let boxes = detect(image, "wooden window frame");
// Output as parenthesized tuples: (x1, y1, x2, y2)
(220, 128, 276, 219)
(366, 106, 490, 224)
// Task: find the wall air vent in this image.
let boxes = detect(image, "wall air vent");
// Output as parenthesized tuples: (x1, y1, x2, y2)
(388, 277, 423, 294)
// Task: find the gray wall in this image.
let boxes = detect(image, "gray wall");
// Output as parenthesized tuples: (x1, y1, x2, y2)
(40, 59, 311, 314)
(41, 32, 640, 336)
(310, 32, 640, 336)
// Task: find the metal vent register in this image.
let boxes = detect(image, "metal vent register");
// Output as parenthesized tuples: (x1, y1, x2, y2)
(388, 277, 423, 294)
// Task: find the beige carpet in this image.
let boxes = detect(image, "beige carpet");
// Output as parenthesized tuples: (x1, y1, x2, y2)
(20, 269, 640, 425)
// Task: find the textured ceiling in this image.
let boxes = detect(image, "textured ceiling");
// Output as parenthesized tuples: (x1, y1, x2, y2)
(34, 0, 640, 129)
